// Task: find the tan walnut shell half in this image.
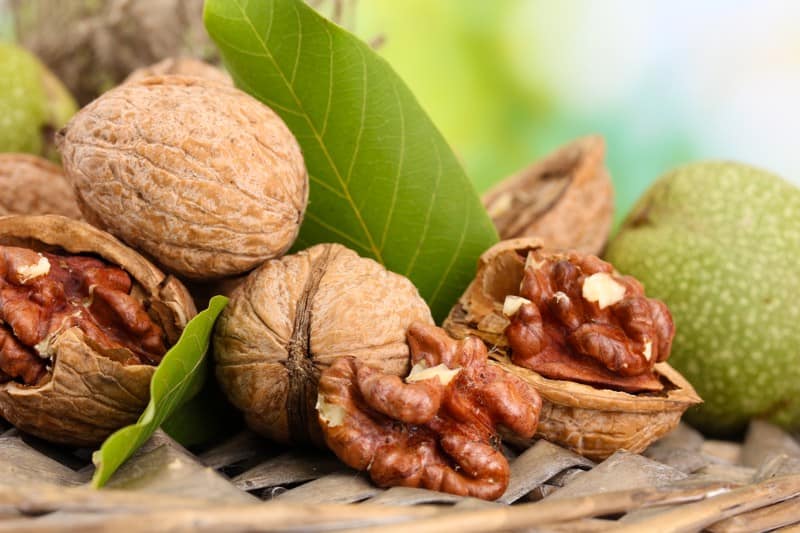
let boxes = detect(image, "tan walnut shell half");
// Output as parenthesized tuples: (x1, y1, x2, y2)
(214, 243, 434, 447)
(482, 135, 613, 256)
(56, 75, 309, 280)
(443, 238, 701, 461)
(0, 215, 196, 446)
(0, 153, 82, 219)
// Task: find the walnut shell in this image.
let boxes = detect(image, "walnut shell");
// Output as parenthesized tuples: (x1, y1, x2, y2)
(56, 75, 309, 280)
(444, 238, 701, 460)
(0, 215, 196, 446)
(0, 154, 81, 219)
(482, 136, 613, 256)
(213, 243, 434, 446)
(124, 57, 232, 86)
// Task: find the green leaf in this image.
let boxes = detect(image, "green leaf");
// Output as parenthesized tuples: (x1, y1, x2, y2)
(161, 371, 243, 448)
(204, 0, 498, 321)
(91, 296, 228, 488)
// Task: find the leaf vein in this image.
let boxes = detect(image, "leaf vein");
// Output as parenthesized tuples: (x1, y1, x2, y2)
(234, 0, 382, 262)
(344, 43, 367, 187)
(429, 194, 470, 309)
(304, 211, 371, 254)
(319, 19, 334, 138)
(310, 174, 347, 199)
(290, 2, 302, 86)
(380, 79, 405, 251)
(404, 141, 442, 277)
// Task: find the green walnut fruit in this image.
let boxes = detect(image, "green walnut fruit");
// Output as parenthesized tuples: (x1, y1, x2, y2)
(0, 44, 77, 159)
(605, 161, 800, 437)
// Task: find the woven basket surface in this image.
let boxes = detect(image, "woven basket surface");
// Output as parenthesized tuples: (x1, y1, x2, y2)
(1, 417, 799, 532)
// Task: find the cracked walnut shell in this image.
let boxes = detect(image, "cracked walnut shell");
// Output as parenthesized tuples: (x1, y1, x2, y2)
(0, 215, 195, 446)
(0, 153, 81, 219)
(483, 136, 613, 256)
(444, 238, 701, 460)
(56, 75, 308, 280)
(213, 243, 434, 447)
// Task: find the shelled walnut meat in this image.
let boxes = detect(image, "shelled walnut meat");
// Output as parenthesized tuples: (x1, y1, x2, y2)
(0, 215, 195, 446)
(317, 322, 541, 501)
(0, 153, 81, 218)
(505, 248, 674, 392)
(57, 75, 309, 280)
(213, 243, 434, 447)
(444, 238, 701, 460)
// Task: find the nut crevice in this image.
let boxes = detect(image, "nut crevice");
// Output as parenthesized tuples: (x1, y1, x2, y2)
(284, 244, 334, 444)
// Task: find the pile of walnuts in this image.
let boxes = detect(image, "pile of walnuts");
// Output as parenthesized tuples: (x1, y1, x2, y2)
(0, 58, 698, 500)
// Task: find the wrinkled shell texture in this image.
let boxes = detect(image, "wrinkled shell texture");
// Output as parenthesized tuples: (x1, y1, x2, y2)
(498, 358, 700, 460)
(444, 238, 700, 460)
(214, 243, 434, 447)
(57, 75, 308, 280)
(0, 154, 81, 218)
(0, 215, 196, 446)
(125, 57, 232, 86)
(482, 136, 613, 256)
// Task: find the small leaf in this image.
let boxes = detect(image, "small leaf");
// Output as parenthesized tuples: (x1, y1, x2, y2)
(161, 373, 243, 448)
(91, 296, 228, 488)
(204, 0, 498, 321)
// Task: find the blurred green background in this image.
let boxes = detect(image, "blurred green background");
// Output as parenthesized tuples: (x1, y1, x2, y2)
(3, 0, 799, 223)
(350, 0, 800, 223)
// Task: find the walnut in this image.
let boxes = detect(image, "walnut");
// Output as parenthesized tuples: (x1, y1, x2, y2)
(124, 57, 232, 86)
(213, 243, 434, 447)
(56, 75, 308, 280)
(444, 238, 701, 460)
(505, 248, 674, 392)
(0, 153, 81, 219)
(483, 136, 613, 256)
(317, 322, 541, 500)
(0, 214, 195, 446)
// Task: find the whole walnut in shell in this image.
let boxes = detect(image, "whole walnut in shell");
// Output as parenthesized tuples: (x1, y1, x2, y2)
(213, 243, 434, 446)
(0, 154, 81, 218)
(0, 215, 195, 446)
(444, 238, 701, 460)
(56, 75, 309, 280)
(124, 57, 232, 86)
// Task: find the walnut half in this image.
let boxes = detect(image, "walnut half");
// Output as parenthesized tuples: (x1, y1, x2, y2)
(317, 323, 541, 500)
(0, 215, 195, 446)
(444, 238, 701, 460)
(505, 248, 674, 392)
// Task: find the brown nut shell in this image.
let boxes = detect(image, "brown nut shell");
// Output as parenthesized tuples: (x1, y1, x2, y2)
(444, 238, 701, 460)
(494, 358, 700, 461)
(124, 57, 232, 86)
(0, 154, 82, 219)
(0, 215, 196, 446)
(213, 243, 434, 447)
(482, 136, 613, 256)
(57, 75, 309, 280)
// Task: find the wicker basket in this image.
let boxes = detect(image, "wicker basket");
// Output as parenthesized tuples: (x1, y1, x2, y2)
(1, 417, 799, 532)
